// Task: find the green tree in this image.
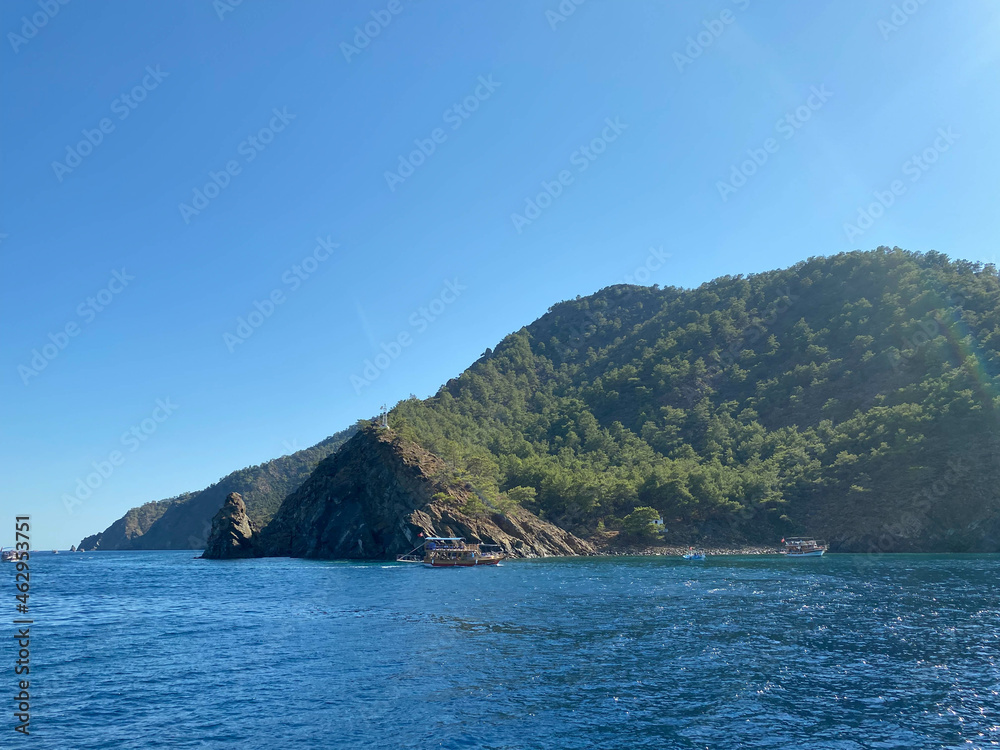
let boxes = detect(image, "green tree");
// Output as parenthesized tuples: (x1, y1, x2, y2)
(622, 506, 663, 538)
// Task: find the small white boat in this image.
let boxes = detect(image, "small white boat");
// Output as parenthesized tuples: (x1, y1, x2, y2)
(682, 548, 706, 560)
(0, 547, 20, 563)
(780, 538, 827, 557)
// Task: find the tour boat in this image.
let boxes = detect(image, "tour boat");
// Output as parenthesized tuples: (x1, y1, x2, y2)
(780, 537, 827, 557)
(682, 548, 706, 560)
(397, 537, 504, 568)
(1, 548, 20, 563)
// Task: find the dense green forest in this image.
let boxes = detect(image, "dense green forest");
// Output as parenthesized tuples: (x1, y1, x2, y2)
(391, 248, 1000, 551)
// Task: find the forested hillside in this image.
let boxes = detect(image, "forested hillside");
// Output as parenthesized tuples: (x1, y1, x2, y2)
(77, 496, 188, 552)
(391, 248, 1000, 551)
(79, 427, 357, 550)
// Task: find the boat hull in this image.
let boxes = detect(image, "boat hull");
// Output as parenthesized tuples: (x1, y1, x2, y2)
(782, 550, 825, 557)
(424, 557, 502, 568)
(397, 537, 504, 567)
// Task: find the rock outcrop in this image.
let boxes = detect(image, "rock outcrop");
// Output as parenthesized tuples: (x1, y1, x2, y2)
(77, 532, 102, 551)
(204, 427, 593, 560)
(201, 492, 258, 559)
(77, 427, 356, 551)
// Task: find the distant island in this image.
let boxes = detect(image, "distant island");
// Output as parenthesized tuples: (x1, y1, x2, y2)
(85, 248, 1000, 558)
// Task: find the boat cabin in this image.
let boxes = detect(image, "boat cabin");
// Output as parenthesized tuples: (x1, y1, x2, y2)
(397, 536, 504, 568)
(780, 538, 827, 557)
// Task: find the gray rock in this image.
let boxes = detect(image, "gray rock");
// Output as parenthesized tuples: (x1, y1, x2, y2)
(201, 426, 592, 561)
(201, 492, 258, 559)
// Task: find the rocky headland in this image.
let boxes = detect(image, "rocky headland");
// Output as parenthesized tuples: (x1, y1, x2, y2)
(202, 427, 594, 561)
(201, 492, 258, 559)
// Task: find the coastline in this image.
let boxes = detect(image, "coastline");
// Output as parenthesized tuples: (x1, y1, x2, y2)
(593, 543, 781, 557)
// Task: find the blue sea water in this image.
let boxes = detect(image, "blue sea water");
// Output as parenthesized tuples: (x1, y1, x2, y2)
(6, 551, 1000, 749)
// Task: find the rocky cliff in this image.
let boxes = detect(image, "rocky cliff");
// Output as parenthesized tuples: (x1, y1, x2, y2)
(202, 427, 593, 560)
(78, 426, 356, 550)
(201, 492, 258, 559)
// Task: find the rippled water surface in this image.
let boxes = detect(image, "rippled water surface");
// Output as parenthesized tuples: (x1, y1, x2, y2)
(10, 552, 1000, 748)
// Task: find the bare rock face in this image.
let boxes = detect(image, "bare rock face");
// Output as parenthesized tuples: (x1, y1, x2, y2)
(201, 492, 258, 559)
(240, 427, 593, 560)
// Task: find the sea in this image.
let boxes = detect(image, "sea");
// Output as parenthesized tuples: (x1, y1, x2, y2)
(7, 551, 1000, 749)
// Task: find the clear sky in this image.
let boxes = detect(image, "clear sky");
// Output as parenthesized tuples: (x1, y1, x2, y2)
(2, 0, 998, 549)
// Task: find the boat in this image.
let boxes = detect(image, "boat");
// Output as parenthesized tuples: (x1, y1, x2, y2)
(780, 537, 827, 557)
(682, 547, 706, 560)
(1, 548, 20, 563)
(397, 537, 505, 568)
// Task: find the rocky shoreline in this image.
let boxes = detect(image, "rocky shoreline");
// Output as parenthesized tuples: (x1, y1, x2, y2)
(202, 428, 594, 561)
(201, 427, 796, 563)
(595, 544, 781, 557)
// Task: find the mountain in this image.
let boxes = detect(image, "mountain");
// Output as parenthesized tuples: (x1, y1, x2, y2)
(145, 247, 1000, 558)
(77, 496, 187, 551)
(383, 247, 1000, 552)
(78, 427, 357, 550)
(203, 427, 593, 560)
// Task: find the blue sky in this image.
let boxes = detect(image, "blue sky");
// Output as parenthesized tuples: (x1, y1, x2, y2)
(2, 0, 998, 549)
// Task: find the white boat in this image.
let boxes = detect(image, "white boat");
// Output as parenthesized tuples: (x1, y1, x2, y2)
(397, 537, 504, 568)
(682, 548, 706, 560)
(1, 547, 20, 563)
(780, 538, 827, 557)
